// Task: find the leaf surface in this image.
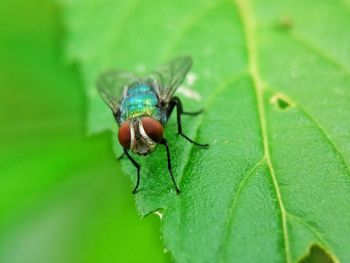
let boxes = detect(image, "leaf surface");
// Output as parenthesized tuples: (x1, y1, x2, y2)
(62, 0, 350, 262)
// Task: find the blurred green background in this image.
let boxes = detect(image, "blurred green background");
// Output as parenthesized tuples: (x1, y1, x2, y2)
(0, 0, 168, 262)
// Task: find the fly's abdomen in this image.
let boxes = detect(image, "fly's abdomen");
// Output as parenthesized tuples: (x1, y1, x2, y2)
(120, 83, 161, 123)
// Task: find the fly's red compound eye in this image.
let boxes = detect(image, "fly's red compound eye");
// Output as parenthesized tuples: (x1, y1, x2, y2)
(118, 122, 131, 149)
(141, 117, 163, 143)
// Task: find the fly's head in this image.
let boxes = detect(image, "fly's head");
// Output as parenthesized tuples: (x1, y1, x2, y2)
(118, 117, 163, 155)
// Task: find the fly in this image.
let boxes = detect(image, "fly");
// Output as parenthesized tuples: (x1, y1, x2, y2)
(97, 56, 208, 194)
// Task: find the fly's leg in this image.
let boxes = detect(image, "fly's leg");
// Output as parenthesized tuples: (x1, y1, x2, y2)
(160, 138, 180, 194)
(123, 149, 141, 194)
(182, 108, 203, 115)
(169, 96, 209, 147)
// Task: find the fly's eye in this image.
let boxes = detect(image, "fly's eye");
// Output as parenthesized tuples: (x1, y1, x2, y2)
(141, 117, 163, 143)
(118, 122, 131, 149)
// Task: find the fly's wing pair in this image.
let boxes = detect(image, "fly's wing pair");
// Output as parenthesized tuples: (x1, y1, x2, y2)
(97, 56, 192, 118)
(96, 70, 138, 116)
(149, 56, 192, 102)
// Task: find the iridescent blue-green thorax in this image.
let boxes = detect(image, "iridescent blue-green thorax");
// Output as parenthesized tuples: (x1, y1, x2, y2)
(119, 82, 162, 124)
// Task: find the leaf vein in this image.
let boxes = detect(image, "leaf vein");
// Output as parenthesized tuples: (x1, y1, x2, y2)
(176, 72, 249, 254)
(218, 158, 266, 261)
(178, 71, 249, 187)
(287, 213, 341, 263)
(294, 105, 350, 174)
(267, 86, 350, 176)
(289, 32, 350, 76)
(287, 213, 327, 247)
(235, 0, 291, 262)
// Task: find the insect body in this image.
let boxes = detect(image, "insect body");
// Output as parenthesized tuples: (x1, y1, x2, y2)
(97, 57, 208, 194)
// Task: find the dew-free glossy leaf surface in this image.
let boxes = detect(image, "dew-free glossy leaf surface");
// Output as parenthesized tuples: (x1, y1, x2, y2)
(62, 0, 350, 262)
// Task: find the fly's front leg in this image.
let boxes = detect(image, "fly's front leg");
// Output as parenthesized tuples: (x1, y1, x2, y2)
(123, 149, 141, 194)
(170, 96, 209, 147)
(160, 138, 180, 194)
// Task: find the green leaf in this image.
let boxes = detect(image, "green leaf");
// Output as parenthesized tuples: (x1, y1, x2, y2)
(61, 0, 350, 262)
(0, 0, 167, 262)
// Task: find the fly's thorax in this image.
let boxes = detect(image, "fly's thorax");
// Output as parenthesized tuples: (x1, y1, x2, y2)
(119, 82, 162, 123)
(120, 117, 163, 155)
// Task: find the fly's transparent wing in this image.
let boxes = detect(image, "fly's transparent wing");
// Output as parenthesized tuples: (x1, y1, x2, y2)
(96, 70, 137, 113)
(150, 56, 192, 102)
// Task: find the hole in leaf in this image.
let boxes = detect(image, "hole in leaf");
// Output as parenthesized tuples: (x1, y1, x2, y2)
(299, 244, 335, 263)
(276, 98, 290, 109)
(270, 93, 292, 110)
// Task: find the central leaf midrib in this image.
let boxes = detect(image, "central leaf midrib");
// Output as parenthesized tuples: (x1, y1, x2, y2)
(235, 0, 291, 262)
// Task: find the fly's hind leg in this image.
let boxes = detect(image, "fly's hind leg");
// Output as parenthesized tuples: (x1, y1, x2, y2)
(169, 96, 209, 148)
(181, 108, 203, 116)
